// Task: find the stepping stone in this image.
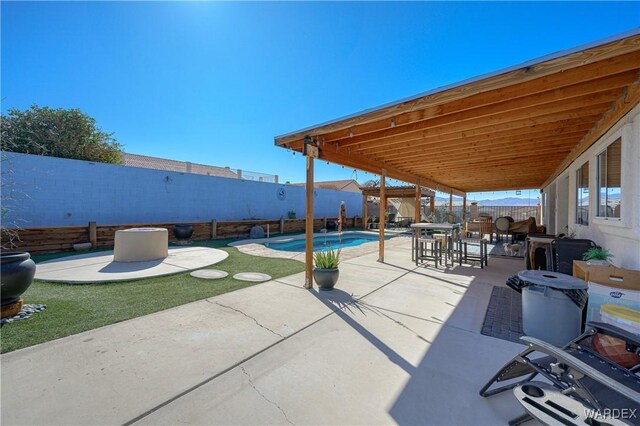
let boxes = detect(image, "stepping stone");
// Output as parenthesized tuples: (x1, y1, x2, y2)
(190, 269, 229, 279)
(233, 272, 272, 282)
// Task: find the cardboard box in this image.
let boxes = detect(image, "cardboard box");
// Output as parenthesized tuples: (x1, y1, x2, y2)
(573, 260, 616, 282)
(586, 266, 640, 335)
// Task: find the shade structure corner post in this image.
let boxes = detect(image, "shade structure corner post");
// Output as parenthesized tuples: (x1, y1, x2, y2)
(448, 191, 453, 223)
(378, 169, 386, 262)
(305, 156, 314, 289)
(414, 181, 421, 224)
(462, 196, 467, 222)
(362, 193, 368, 230)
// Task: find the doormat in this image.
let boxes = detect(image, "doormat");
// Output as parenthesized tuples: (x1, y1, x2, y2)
(481, 287, 523, 344)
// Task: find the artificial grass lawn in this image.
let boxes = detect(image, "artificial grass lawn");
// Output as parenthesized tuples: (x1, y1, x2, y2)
(1, 239, 304, 353)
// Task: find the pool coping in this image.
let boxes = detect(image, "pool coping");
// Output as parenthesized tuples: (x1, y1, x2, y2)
(228, 230, 411, 262)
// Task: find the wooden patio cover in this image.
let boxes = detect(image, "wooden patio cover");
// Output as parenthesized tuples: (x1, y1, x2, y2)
(275, 30, 640, 195)
(273, 30, 640, 287)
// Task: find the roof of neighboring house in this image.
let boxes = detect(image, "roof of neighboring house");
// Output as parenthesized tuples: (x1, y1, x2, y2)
(123, 153, 239, 178)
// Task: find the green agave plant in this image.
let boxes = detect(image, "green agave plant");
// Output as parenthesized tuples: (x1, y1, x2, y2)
(582, 247, 613, 261)
(313, 248, 341, 269)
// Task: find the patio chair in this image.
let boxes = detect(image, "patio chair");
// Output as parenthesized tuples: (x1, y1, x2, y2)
(385, 213, 397, 229)
(524, 233, 556, 270)
(415, 236, 441, 267)
(479, 216, 494, 243)
(464, 216, 493, 243)
(456, 235, 488, 269)
(495, 216, 514, 242)
(552, 238, 597, 275)
(480, 322, 640, 425)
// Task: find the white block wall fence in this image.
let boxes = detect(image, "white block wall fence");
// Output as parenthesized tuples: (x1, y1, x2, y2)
(1, 152, 362, 228)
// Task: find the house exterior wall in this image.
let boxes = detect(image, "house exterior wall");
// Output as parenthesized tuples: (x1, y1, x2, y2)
(2, 152, 361, 227)
(543, 104, 640, 269)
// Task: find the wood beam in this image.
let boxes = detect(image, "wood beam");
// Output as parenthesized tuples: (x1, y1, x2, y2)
(449, 192, 453, 223)
(362, 194, 368, 230)
(382, 135, 584, 166)
(305, 156, 314, 289)
(367, 123, 595, 160)
(335, 72, 635, 149)
(316, 142, 465, 196)
(422, 166, 560, 181)
(542, 81, 640, 188)
(463, 197, 467, 222)
(430, 195, 435, 214)
(352, 108, 605, 154)
(379, 170, 386, 262)
(402, 147, 575, 172)
(334, 91, 621, 150)
(415, 181, 421, 224)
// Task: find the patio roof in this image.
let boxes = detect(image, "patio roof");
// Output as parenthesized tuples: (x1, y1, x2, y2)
(275, 29, 640, 194)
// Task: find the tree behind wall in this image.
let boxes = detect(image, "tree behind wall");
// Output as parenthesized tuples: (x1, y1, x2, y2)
(0, 105, 123, 164)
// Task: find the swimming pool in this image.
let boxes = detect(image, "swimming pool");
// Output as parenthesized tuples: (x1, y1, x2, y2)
(265, 233, 395, 252)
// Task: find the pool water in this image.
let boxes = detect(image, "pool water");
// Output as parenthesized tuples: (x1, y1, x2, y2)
(265, 233, 394, 252)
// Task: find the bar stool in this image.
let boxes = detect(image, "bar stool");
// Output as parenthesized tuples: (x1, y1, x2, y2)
(457, 236, 488, 268)
(416, 236, 441, 267)
(433, 233, 450, 265)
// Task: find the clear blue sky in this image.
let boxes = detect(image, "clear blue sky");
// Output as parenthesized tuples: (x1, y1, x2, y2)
(2, 2, 639, 200)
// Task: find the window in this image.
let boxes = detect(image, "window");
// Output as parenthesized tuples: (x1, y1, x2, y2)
(576, 162, 589, 225)
(596, 138, 621, 219)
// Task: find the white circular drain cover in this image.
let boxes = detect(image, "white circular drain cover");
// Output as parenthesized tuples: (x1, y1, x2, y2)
(233, 272, 272, 282)
(190, 269, 229, 279)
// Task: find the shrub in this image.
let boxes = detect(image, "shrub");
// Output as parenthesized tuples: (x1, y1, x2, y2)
(1, 105, 123, 164)
(582, 247, 613, 261)
(313, 248, 341, 269)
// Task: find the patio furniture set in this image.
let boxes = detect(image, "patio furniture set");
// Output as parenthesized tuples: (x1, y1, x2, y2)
(410, 220, 640, 424)
(411, 222, 489, 269)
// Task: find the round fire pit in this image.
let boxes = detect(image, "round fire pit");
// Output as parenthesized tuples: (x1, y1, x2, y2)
(114, 228, 168, 262)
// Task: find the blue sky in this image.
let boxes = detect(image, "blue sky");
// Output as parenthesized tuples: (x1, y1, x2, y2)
(2, 2, 639, 200)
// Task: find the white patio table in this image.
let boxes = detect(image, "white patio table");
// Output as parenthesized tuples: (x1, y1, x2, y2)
(410, 222, 461, 266)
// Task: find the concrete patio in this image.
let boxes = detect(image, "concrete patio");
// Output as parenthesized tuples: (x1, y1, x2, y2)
(2, 238, 530, 425)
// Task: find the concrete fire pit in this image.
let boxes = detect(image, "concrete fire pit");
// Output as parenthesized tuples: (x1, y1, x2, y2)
(114, 228, 168, 262)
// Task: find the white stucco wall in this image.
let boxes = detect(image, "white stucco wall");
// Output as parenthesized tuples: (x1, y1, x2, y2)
(1, 152, 362, 228)
(543, 104, 640, 270)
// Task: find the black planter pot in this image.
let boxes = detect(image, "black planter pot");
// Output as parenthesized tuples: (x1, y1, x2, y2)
(1, 252, 36, 305)
(313, 268, 339, 290)
(326, 221, 338, 231)
(174, 224, 194, 240)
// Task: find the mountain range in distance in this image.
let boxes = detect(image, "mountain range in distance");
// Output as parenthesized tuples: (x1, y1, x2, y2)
(434, 196, 540, 206)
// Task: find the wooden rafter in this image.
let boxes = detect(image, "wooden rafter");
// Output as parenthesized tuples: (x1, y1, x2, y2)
(542, 80, 640, 188)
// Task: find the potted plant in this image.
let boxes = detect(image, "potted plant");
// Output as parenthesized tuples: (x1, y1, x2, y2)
(173, 224, 194, 241)
(583, 247, 613, 266)
(313, 248, 341, 290)
(1, 252, 36, 316)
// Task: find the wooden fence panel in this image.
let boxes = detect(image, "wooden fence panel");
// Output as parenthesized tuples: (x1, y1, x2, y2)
(2, 226, 89, 254)
(1, 215, 365, 254)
